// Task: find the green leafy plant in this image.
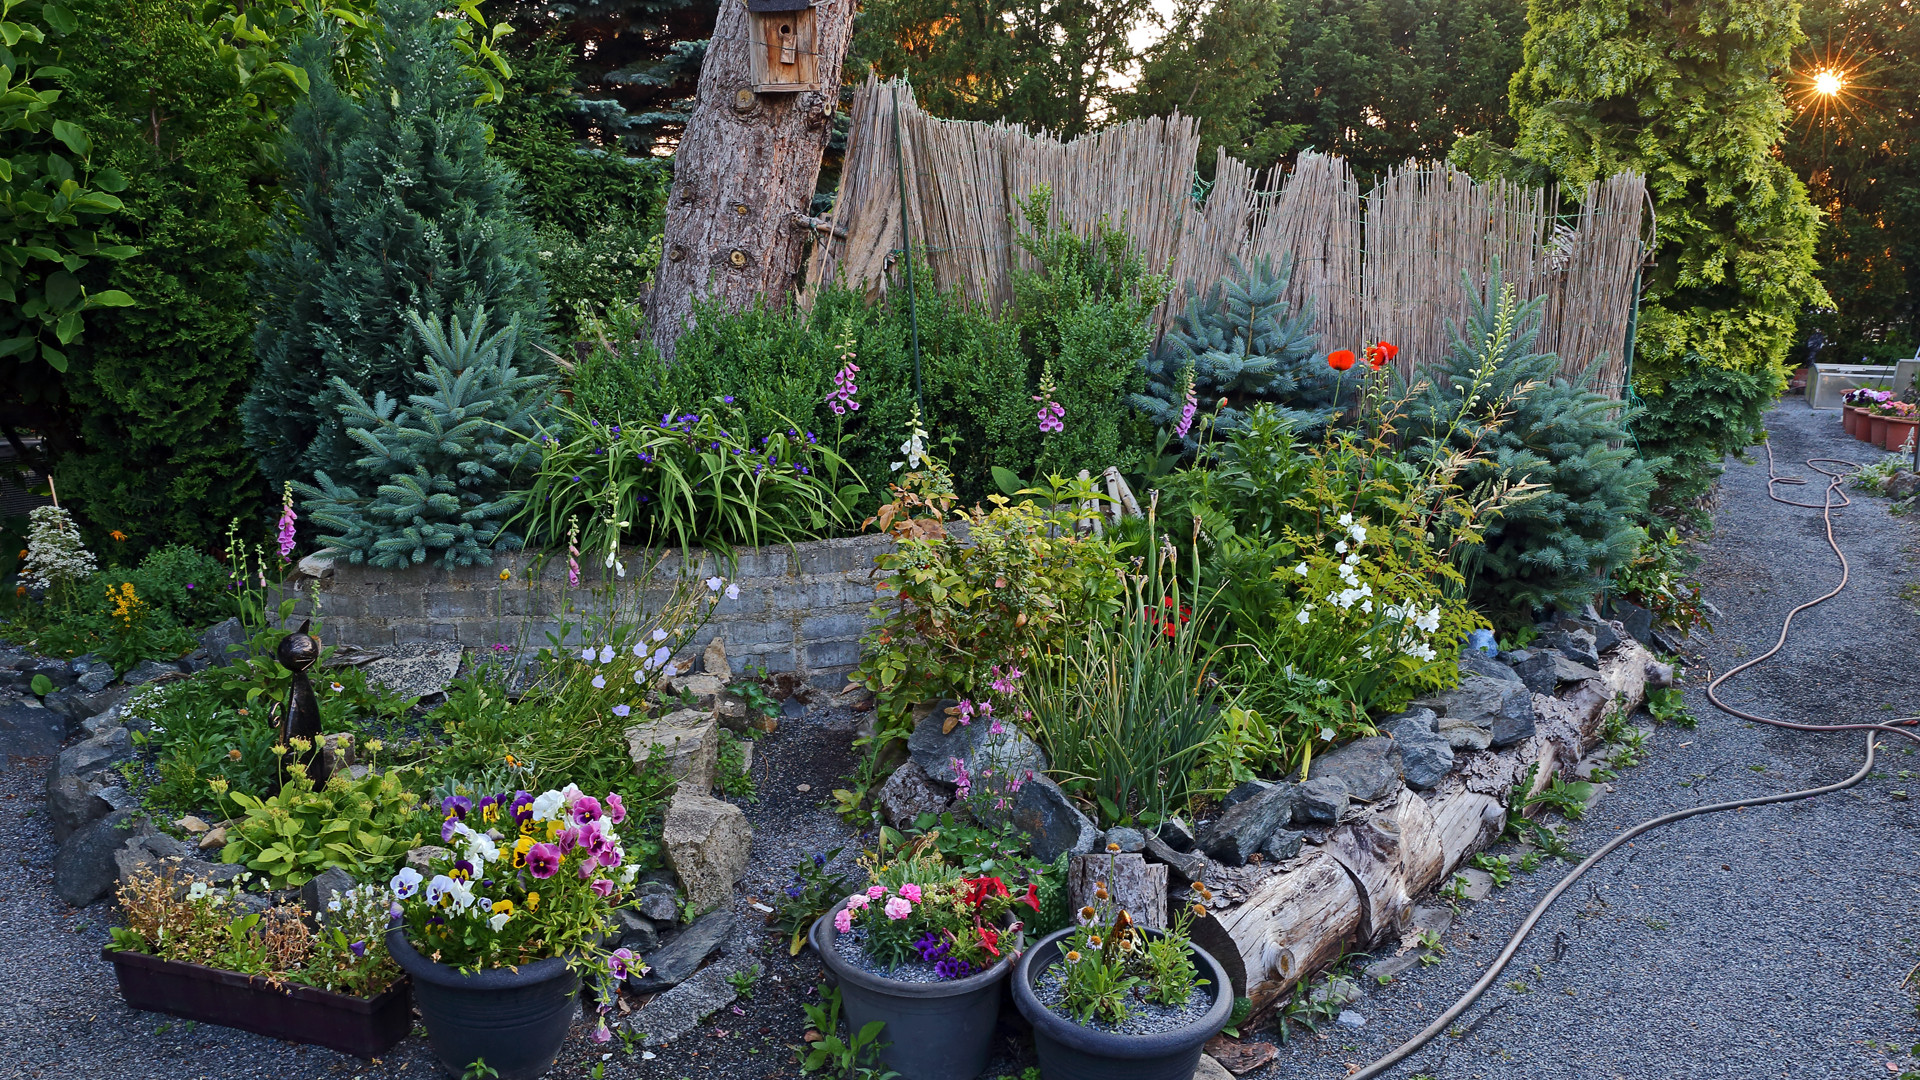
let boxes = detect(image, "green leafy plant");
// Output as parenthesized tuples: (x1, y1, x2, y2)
(1470, 853, 1513, 888)
(1049, 856, 1212, 1025)
(797, 984, 896, 1080)
(1647, 686, 1696, 729)
(726, 965, 761, 997)
(214, 755, 432, 886)
(298, 308, 550, 569)
(716, 735, 755, 800)
(1612, 525, 1711, 636)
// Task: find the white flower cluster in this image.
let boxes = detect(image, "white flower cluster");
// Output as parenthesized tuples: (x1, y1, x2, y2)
(23, 505, 97, 592)
(1384, 601, 1444, 661)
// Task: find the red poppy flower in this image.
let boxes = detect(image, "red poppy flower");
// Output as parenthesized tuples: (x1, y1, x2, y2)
(1327, 349, 1356, 372)
(1364, 340, 1398, 371)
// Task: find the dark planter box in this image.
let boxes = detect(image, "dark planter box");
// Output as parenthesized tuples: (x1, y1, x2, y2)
(102, 947, 411, 1058)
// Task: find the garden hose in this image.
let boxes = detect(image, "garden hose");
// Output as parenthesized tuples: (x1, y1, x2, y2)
(1348, 441, 1920, 1080)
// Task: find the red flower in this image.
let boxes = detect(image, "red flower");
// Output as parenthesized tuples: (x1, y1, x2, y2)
(1327, 349, 1356, 372)
(1023, 883, 1040, 913)
(965, 876, 1009, 907)
(977, 924, 1001, 957)
(1363, 340, 1398, 371)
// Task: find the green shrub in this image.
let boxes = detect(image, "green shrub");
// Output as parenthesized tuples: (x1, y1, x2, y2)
(536, 224, 662, 338)
(215, 763, 435, 886)
(1405, 270, 1657, 618)
(298, 310, 550, 569)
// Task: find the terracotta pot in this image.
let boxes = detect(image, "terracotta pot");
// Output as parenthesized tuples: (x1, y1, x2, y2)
(1884, 417, 1919, 453)
(1843, 405, 1861, 436)
(1869, 414, 1891, 450)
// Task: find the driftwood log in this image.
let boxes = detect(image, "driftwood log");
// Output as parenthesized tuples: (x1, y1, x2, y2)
(1191, 641, 1659, 1009)
(1068, 853, 1169, 930)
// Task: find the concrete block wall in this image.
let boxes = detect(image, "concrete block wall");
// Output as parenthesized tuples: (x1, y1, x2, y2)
(297, 533, 896, 678)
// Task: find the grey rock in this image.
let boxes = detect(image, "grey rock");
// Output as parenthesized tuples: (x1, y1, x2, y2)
(1221, 780, 1273, 809)
(1512, 651, 1600, 696)
(1308, 737, 1401, 802)
(1336, 1010, 1366, 1028)
(1645, 660, 1676, 688)
(1143, 834, 1209, 882)
(53, 808, 140, 906)
(1195, 1053, 1235, 1080)
(637, 890, 680, 925)
(43, 684, 128, 733)
(47, 774, 113, 842)
(364, 646, 463, 699)
(54, 726, 132, 781)
(976, 774, 1099, 863)
(625, 709, 721, 792)
(1539, 628, 1600, 668)
(1886, 470, 1920, 499)
(0, 696, 64, 757)
(1382, 706, 1438, 734)
(1436, 717, 1493, 751)
(1104, 827, 1147, 853)
(1200, 782, 1298, 865)
(701, 637, 729, 677)
(198, 617, 249, 664)
(405, 846, 451, 873)
(626, 910, 732, 994)
(25, 657, 75, 691)
(1311, 974, 1364, 1007)
(663, 789, 753, 909)
(780, 696, 808, 719)
(69, 653, 106, 675)
(614, 907, 660, 954)
(1260, 829, 1305, 862)
(629, 964, 740, 1047)
(1156, 817, 1198, 853)
(1605, 600, 1655, 646)
(301, 868, 357, 915)
(79, 707, 122, 738)
(1575, 617, 1623, 656)
(77, 666, 115, 694)
(1490, 705, 1537, 749)
(906, 707, 1047, 786)
(122, 660, 184, 687)
(1418, 674, 1539, 748)
(114, 829, 237, 893)
(1296, 776, 1350, 824)
(1459, 654, 1522, 684)
(875, 760, 953, 828)
(1390, 714, 1454, 790)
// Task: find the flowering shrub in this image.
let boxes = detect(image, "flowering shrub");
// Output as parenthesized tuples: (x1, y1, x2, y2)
(111, 867, 398, 997)
(393, 785, 638, 1042)
(23, 505, 97, 602)
(835, 874, 1038, 978)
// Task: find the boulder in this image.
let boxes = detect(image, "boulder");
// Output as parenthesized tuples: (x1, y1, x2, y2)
(1511, 651, 1600, 697)
(1103, 826, 1147, 854)
(875, 760, 953, 828)
(25, 656, 75, 691)
(1459, 654, 1522, 685)
(0, 695, 64, 758)
(198, 618, 249, 665)
(1388, 711, 1454, 790)
(662, 790, 753, 909)
(625, 709, 721, 792)
(365, 646, 463, 699)
(1604, 600, 1655, 647)
(45, 685, 127, 732)
(1156, 817, 1198, 853)
(76, 666, 115, 694)
(636, 887, 679, 925)
(626, 909, 731, 995)
(47, 775, 115, 842)
(1221, 780, 1273, 809)
(114, 829, 238, 893)
(122, 660, 185, 687)
(1417, 675, 1538, 745)
(1296, 776, 1349, 824)
(54, 726, 132, 781)
(614, 906, 661, 954)
(1490, 707, 1536, 749)
(1142, 834, 1210, 883)
(1260, 829, 1305, 862)
(1307, 737, 1401, 802)
(301, 868, 358, 915)
(976, 774, 1100, 863)
(1886, 470, 1920, 500)
(53, 808, 141, 906)
(80, 707, 123, 739)
(1199, 783, 1298, 866)
(701, 637, 729, 678)
(1538, 628, 1600, 668)
(906, 708, 1047, 786)
(665, 673, 728, 708)
(1436, 717, 1492, 751)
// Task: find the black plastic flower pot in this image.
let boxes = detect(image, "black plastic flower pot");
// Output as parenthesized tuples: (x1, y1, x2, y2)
(102, 947, 411, 1058)
(1010, 927, 1232, 1080)
(388, 926, 580, 1080)
(809, 900, 1012, 1080)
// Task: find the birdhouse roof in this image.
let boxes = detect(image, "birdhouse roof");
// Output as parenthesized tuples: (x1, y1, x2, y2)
(746, 0, 811, 12)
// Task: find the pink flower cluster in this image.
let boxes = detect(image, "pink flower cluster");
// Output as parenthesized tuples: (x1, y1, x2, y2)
(827, 362, 861, 416)
(834, 883, 920, 933)
(1035, 397, 1065, 434)
(276, 485, 298, 561)
(1174, 381, 1199, 438)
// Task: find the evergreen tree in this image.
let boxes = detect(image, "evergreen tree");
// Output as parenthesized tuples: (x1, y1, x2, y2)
(1118, 0, 1299, 170)
(1469, 0, 1827, 513)
(243, 0, 550, 492)
(1408, 268, 1657, 618)
(1130, 255, 1331, 453)
(299, 309, 549, 568)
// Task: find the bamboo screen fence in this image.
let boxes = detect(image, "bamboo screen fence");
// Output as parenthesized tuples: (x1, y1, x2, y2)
(806, 77, 1651, 396)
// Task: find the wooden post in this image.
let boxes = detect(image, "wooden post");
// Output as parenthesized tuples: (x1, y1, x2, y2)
(649, 0, 856, 358)
(1069, 853, 1169, 931)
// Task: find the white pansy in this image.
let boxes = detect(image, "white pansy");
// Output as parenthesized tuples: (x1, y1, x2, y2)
(446, 879, 476, 911)
(466, 832, 500, 865)
(425, 874, 456, 907)
(187, 881, 210, 900)
(391, 867, 423, 899)
(531, 790, 565, 822)
(489, 912, 511, 932)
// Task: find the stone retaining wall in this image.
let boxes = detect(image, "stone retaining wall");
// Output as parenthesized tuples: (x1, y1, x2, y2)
(296, 534, 895, 677)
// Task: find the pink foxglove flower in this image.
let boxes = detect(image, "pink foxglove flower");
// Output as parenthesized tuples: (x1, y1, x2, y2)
(827, 362, 861, 415)
(1033, 362, 1065, 434)
(1173, 371, 1199, 438)
(276, 482, 298, 561)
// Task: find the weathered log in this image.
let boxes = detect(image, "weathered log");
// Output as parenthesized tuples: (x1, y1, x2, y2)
(648, 0, 856, 357)
(1195, 641, 1657, 1006)
(1069, 853, 1168, 930)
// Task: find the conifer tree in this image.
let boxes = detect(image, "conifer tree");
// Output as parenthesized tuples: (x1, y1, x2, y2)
(298, 309, 549, 569)
(243, 0, 550, 491)
(1463, 0, 1826, 513)
(1131, 256, 1331, 453)
(1408, 268, 1657, 618)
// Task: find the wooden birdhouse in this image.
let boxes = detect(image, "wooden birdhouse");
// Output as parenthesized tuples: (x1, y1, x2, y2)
(745, 0, 820, 93)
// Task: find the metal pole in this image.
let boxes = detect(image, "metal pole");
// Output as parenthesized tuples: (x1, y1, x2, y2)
(891, 85, 923, 417)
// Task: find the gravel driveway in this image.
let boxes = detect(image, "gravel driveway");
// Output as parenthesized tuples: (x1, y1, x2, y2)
(1254, 397, 1920, 1079)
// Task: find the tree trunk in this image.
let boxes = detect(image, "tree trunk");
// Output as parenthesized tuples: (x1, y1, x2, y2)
(648, 0, 856, 358)
(1069, 853, 1169, 931)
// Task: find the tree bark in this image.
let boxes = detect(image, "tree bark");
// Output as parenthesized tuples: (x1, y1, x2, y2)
(1069, 853, 1169, 931)
(649, 0, 856, 358)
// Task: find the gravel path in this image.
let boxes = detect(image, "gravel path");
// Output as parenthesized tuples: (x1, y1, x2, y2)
(1253, 397, 1920, 1079)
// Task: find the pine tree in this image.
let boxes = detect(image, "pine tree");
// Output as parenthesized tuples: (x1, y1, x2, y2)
(298, 309, 549, 569)
(243, 0, 550, 492)
(1407, 268, 1658, 618)
(1118, 0, 1299, 170)
(1476, 0, 1827, 513)
(1131, 255, 1331, 453)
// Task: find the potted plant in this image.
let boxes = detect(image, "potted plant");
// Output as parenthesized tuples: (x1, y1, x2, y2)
(1880, 400, 1918, 452)
(1011, 877, 1232, 1080)
(809, 870, 1039, 1080)
(387, 786, 640, 1080)
(103, 867, 410, 1057)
